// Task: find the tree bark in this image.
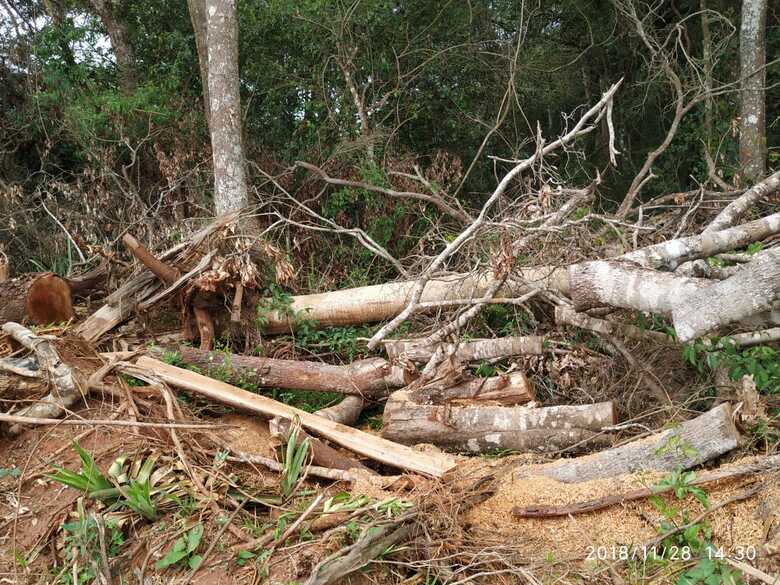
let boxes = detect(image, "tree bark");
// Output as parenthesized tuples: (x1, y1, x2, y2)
(173, 346, 410, 397)
(187, 0, 211, 127)
(384, 336, 543, 363)
(86, 0, 137, 92)
(258, 268, 569, 334)
(406, 372, 534, 406)
(569, 260, 709, 315)
(525, 403, 739, 483)
(739, 0, 768, 182)
(0, 273, 74, 325)
(672, 248, 780, 342)
(707, 170, 780, 232)
(206, 0, 249, 216)
(382, 392, 616, 454)
(621, 211, 780, 270)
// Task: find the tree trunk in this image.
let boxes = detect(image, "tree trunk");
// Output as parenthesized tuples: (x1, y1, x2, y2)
(739, 0, 768, 182)
(569, 260, 709, 315)
(206, 0, 249, 216)
(87, 0, 137, 92)
(382, 392, 616, 454)
(384, 336, 543, 363)
(187, 0, 210, 127)
(0, 273, 74, 325)
(707, 170, 780, 232)
(526, 403, 739, 483)
(672, 248, 780, 342)
(258, 268, 569, 334)
(173, 346, 410, 397)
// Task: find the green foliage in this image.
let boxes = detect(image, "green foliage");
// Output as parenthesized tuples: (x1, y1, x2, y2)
(0, 467, 21, 479)
(280, 424, 310, 500)
(46, 443, 160, 520)
(155, 523, 204, 570)
(58, 500, 124, 585)
(683, 339, 780, 394)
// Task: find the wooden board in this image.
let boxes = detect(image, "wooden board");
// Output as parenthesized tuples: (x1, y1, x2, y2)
(136, 356, 456, 477)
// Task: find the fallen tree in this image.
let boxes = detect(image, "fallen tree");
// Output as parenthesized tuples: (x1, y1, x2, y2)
(673, 248, 780, 342)
(136, 356, 457, 476)
(523, 403, 739, 483)
(555, 306, 669, 342)
(382, 391, 616, 453)
(383, 336, 543, 362)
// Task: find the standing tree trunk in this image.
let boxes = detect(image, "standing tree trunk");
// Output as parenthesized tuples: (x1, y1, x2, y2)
(739, 0, 768, 182)
(206, 0, 249, 216)
(187, 0, 211, 128)
(87, 0, 137, 92)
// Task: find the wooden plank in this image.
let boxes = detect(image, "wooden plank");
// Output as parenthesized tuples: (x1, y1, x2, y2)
(136, 356, 456, 477)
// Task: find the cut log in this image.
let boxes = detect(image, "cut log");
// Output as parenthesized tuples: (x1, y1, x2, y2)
(569, 260, 708, 314)
(384, 336, 543, 363)
(135, 356, 456, 477)
(66, 259, 109, 297)
(672, 248, 780, 342)
(382, 391, 616, 453)
(171, 347, 409, 397)
(0, 273, 74, 325)
(122, 233, 179, 285)
(526, 403, 739, 483)
(1, 322, 84, 434)
(407, 371, 534, 406)
(707, 170, 780, 233)
(555, 306, 669, 342)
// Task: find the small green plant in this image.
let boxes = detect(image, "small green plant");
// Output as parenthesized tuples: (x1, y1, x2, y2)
(255, 284, 296, 330)
(0, 467, 21, 479)
(683, 338, 780, 395)
(155, 523, 204, 570)
(47, 443, 160, 520)
(280, 424, 310, 500)
(59, 499, 124, 585)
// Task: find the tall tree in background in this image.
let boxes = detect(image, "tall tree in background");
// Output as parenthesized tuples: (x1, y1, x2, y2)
(739, 0, 768, 181)
(206, 0, 248, 216)
(86, 0, 137, 91)
(188, 0, 211, 128)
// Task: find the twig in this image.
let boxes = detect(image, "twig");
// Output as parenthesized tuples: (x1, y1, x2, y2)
(0, 413, 227, 429)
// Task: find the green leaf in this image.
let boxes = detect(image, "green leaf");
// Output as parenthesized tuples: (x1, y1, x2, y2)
(156, 546, 188, 569)
(187, 524, 204, 553)
(188, 555, 203, 570)
(685, 558, 716, 580)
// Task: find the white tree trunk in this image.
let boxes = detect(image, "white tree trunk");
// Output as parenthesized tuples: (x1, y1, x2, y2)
(672, 248, 780, 342)
(382, 392, 616, 454)
(206, 0, 248, 215)
(528, 403, 738, 483)
(739, 0, 768, 181)
(569, 260, 709, 315)
(708, 170, 780, 232)
(384, 336, 543, 363)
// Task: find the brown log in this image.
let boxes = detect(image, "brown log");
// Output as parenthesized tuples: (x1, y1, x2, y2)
(136, 356, 456, 477)
(66, 258, 109, 297)
(525, 403, 739, 483)
(382, 391, 616, 454)
(172, 346, 409, 397)
(0, 273, 74, 325)
(270, 396, 369, 472)
(384, 336, 543, 363)
(513, 453, 780, 518)
(122, 233, 179, 285)
(407, 372, 534, 406)
(672, 248, 780, 342)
